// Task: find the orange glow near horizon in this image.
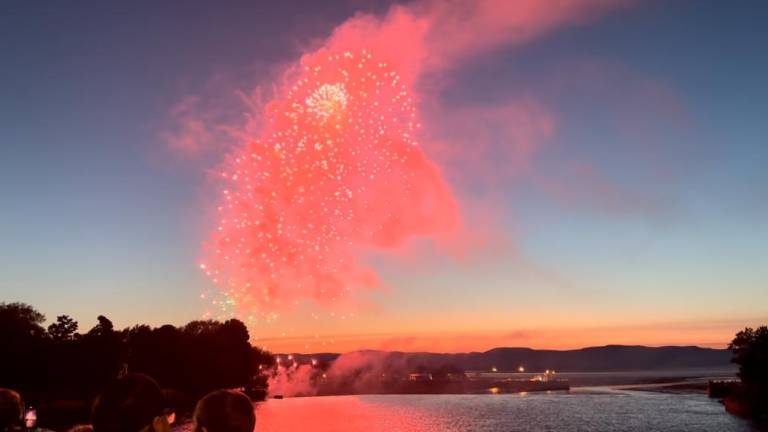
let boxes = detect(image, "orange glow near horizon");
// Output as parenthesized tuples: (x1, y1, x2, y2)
(252, 320, 753, 354)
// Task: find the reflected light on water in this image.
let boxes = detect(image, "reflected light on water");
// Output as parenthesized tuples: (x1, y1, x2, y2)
(254, 396, 444, 432)
(175, 392, 756, 432)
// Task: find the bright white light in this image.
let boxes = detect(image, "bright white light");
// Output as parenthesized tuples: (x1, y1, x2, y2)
(306, 83, 348, 122)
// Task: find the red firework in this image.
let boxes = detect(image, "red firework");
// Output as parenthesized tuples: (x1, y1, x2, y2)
(201, 50, 460, 316)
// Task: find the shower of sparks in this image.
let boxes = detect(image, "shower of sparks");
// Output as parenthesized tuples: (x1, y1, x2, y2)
(305, 83, 348, 123)
(200, 49, 460, 319)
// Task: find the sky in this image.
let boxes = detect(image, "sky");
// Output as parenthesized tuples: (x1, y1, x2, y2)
(1, 0, 766, 353)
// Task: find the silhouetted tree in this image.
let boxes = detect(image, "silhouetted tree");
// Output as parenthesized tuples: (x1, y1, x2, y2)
(731, 326, 768, 386)
(216, 319, 253, 387)
(729, 326, 768, 419)
(79, 315, 124, 393)
(87, 315, 115, 337)
(0, 302, 273, 411)
(0, 302, 46, 338)
(250, 346, 273, 398)
(127, 324, 184, 389)
(124, 318, 263, 399)
(182, 320, 221, 336)
(48, 315, 79, 342)
(0, 302, 47, 391)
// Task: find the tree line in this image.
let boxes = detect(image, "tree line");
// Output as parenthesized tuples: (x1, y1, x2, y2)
(0, 302, 273, 403)
(728, 326, 768, 420)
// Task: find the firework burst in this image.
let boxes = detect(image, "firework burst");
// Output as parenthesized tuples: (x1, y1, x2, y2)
(200, 49, 460, 319)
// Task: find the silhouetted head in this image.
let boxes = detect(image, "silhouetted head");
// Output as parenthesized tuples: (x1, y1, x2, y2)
(0, 389, 23, 431)
(193, 390, 255, 432)
(92, 374, 170, 432)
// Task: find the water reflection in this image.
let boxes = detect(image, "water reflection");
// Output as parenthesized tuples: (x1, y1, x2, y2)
(177, 391, 760, 432)
(254, 396, 443, 432)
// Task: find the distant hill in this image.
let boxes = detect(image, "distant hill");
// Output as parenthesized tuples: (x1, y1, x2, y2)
(285, 345, 733, 372)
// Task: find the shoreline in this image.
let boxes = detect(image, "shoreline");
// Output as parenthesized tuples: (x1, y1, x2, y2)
(271, 371, 737, 399)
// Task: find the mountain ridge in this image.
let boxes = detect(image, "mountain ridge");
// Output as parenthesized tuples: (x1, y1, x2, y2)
(281, 345, 733, 372)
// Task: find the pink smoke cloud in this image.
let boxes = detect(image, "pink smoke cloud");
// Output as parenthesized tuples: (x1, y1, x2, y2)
(322, 0, 631, 84)
(162, 96, 213, 155)
(535, 161, 668, 217)
(425, 100, 556, 189)
(200, 50, 462, 314)
(167, 0, 633, 318)
(526, 58, 691, 218)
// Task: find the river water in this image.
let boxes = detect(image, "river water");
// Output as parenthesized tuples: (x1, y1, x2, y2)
(179, 388, 761, 432)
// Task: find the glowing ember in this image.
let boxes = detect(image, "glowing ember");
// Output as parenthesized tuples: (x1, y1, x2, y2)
(201, 50, 460, 316)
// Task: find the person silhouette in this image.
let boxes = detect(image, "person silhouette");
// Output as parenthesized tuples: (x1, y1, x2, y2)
(91, 374, 171, 432)
(0, 388, 24, 432)
(193, 390, 255, 432)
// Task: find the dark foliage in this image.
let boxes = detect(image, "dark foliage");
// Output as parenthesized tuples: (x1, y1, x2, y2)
(48, 315, 78, 342)
(0, 302, 48, 391)
(0, 302, 273, 406)
(730, 326, 768, 387)
(729, 326, 768, 419)
(125, 319, 262, 399)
